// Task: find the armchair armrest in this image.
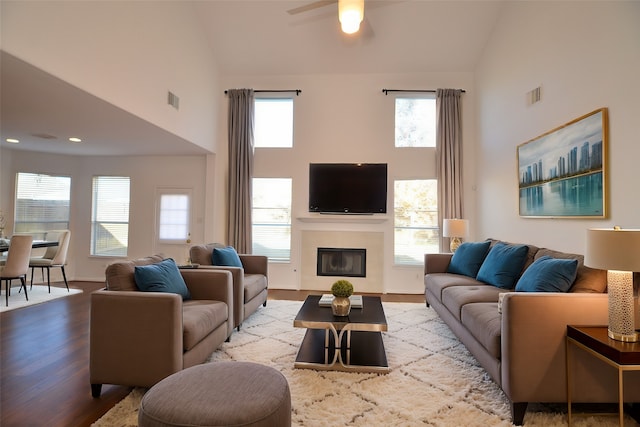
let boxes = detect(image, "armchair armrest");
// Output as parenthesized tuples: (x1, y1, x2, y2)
(181, 269, 233, 302)
(239, 254, 268, 276)
(89, 290, 183, 388)
(189, 266, 244, 330)
(424, 253, 452, 275)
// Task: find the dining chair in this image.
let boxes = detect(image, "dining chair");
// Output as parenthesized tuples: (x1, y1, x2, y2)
(1, 235, 33, 306)
(29, 229, 70, 292)
(27, 232, 61, 288)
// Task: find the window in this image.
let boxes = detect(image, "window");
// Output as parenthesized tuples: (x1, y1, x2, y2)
(157, 190, 191, 243)
(91, 176, 130, 257)
(14, 172, 71, 239)
(254, 97, 294, 148)
(394, 96, 436, 147)
(394, 179, 438, 265)
(252, 178, 292, 261)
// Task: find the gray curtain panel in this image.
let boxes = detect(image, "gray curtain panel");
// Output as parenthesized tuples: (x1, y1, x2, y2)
(226, 89, 255, 253)
(436, 88, 464, 252)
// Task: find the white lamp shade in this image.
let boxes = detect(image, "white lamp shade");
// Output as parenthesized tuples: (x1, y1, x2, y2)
(443, 219, 469, 238)
(338, 0, 364, 34)
(585, 228, 640, 272)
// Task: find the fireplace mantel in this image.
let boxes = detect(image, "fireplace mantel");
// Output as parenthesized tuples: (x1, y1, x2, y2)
(296, 214, 389, 224)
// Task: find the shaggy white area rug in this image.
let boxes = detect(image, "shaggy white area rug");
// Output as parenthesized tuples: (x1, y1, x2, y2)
(0, 285, 82, 313)
(93, 300, 638, 427)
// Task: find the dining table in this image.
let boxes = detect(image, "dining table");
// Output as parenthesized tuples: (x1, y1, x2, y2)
(0, 239, 59, 253)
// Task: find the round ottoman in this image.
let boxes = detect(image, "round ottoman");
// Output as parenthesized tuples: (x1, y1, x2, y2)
(138, 362, 291, 427)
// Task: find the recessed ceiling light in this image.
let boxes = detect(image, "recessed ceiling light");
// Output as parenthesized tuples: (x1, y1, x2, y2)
(6, 138, 19, 144)
(69, 137, 82, 143)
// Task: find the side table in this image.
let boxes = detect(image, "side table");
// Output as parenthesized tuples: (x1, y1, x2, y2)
(566, 325, 640, 427)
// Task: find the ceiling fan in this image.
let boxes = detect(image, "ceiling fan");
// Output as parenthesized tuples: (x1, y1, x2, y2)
(287, 0, 365, 34)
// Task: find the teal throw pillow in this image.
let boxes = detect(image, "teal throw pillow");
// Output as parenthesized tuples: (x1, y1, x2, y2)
(515, 255, 578, 293)
(134, 258, 191, 300)
(476, 242, 529, 289)
(212, 246, 243, 267)
(447, 241, 492, 278)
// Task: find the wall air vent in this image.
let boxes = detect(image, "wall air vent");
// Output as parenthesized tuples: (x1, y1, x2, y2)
(527, 86, 542, 106)
(168, 91, 180, 110)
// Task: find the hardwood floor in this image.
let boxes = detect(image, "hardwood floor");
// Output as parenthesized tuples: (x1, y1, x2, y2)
(0, 282, 424, 427)
(0, 282, 131, 427)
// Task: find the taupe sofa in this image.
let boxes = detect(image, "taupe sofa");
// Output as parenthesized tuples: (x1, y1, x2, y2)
(190, 244, 268, 331)
(90, 255, 234, 397)
(424, 240, 640, 425)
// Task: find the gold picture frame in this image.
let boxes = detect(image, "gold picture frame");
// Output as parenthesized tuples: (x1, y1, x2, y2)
(517, 108, 608, 218)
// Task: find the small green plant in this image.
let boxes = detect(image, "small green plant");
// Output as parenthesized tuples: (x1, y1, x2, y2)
(331, 280, 354, 298)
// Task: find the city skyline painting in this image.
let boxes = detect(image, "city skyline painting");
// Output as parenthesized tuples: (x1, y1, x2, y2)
(517, 108, 607, 218)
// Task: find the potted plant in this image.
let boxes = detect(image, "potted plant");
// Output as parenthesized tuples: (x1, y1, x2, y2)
(330, 279, 354, 316)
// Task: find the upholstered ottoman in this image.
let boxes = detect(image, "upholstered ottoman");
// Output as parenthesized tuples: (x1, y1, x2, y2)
(138, 362, 291, 427)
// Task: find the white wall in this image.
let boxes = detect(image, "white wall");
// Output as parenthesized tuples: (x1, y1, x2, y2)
(218, 72, 477, 293)
(1, 0, 220, 152)
(8, 2, 634, 292)
(2, 149, 209, 282)
(475, 1, 640, 254)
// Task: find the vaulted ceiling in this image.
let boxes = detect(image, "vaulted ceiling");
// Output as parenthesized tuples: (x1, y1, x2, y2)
(193, 0, 504, 75)
(0, 1, 505, 156)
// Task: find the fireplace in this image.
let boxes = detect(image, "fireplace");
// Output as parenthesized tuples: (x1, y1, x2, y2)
(317, 248, 366, 278)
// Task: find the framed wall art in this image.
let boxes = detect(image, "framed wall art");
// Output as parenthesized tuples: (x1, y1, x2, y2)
(517, 108, 608, 218)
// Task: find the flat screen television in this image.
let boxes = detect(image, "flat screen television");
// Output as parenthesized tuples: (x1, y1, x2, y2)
(309, 163, 387, 214)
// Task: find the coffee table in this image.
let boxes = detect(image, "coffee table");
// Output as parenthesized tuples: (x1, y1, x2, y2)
(293, 294, 389, 373)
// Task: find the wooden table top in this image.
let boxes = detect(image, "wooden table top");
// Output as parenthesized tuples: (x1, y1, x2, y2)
(567, 325, 640, 365)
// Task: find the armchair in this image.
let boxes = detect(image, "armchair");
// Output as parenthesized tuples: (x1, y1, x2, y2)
(89, 255, 233, 397)
(190, 244, 268, 331)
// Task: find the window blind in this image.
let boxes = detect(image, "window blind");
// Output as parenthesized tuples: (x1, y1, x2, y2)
(91, 176, 130, 256)
(14, 172, 71, 238)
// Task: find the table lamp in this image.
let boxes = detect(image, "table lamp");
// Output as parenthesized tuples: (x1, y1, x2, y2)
(443, 219, 469, 253)
(585, 227, 640, 342)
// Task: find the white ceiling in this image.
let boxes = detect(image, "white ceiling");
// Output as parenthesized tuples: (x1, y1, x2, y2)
(0, 52, 209, 157)
(194, 0, 504, 75)
(0, 0, 505, 157)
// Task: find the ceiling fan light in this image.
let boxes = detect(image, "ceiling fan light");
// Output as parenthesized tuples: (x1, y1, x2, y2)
(339, 0, 364, 34)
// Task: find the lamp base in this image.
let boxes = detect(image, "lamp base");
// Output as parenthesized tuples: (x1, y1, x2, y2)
(607, 328, 639, 342)
(606, 270, 638, 342)
(450, 237, 462, 253)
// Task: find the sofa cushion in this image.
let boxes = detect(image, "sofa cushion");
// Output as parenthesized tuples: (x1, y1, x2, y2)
(425, 273, 486, 302)
(447, 241, 491, 278)
(515, 255, 578, 293)
(134, 258, 191, 300)
(487, 238, 539, 272)
(182, 300, 228, 351)
(105, 254, 165, 291)
(244, 274, 268, 302)
(534, 248, 607, 293)
(461, 302, 502, 359)
(476, 242, 529, 289)
(212, 246, 243, 268)
(442, 285, 504, 321)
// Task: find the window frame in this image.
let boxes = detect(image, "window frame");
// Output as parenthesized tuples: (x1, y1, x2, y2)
(253, 95, 295, 148)
(394, 94, 437, 148)
(155, 188, 193, 245)
(90, 175, 131, 257)
(393, 178, 439, 266)
(13, 172, 71, 239)
(251, 177, 292, 262)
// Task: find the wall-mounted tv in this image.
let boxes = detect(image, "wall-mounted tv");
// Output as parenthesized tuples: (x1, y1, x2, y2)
(309, 163, 387, 214)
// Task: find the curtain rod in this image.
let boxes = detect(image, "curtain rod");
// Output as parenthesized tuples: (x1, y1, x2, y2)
(224, 89, 302, 96)
(382, 89, 466, 95)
